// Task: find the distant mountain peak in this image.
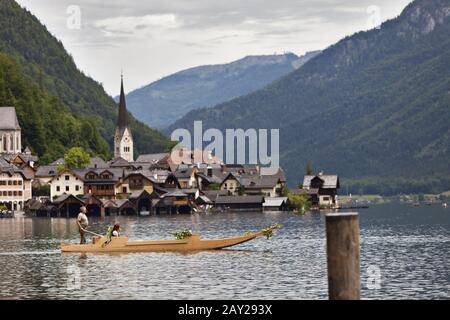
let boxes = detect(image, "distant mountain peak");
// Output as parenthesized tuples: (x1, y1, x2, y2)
(396, 0, 450, 38)
(125, 51, 320, 129)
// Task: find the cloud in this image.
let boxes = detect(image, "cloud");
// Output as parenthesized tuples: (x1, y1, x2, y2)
(95, 13, 182, 37)
(15, 0, 413, 95)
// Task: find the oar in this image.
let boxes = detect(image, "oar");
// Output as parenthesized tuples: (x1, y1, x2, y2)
(79, 226, 104, 238)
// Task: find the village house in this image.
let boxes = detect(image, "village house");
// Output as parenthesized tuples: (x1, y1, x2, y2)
(35, 165, 58, 185)
(116, 171, 155, 198)
(195, 165, 227, 190)
(173, 166, 198, 189)
(263, 197, 289, 212)
(302, 173, 340, 208)
(220, 173, 242, 195)
(244, 175, 285, 197)
(220, 168, 286, 197)
(0, 166, 33, 211)
(135, 153, 170, 170)
(7, 149, 38, 177)
(48, 169, 85, 200)
(214, 195, 265, 212)
(83, 168, 123, 200)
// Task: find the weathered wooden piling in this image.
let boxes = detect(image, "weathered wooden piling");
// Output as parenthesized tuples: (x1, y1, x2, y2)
(325, 212, 360, 300)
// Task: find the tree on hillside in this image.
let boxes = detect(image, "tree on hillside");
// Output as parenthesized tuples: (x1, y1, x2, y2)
(288, 192, 311, 212)
(64, 147, 90, 169)
(305, 161, 314, 175)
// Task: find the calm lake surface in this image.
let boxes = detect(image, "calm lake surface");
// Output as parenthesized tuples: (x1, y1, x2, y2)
(0, 202, 448, 300)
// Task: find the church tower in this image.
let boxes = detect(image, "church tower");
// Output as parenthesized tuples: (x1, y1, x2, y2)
(114, 75, 134, 162)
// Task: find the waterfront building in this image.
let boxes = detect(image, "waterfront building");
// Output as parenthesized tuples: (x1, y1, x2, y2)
(302, 173, 340, 207)
(173, 166, 198, 189)
(83, 168, 123, 200)
(0, 166, 33, 211)
(116, 172, 155, 198)
(214, 195, 265, 211)
(48, 169, 85, 200)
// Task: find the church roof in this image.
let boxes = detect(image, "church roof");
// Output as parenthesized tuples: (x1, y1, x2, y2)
(117, 76, 128, 129)
(0, 107, 21, 130)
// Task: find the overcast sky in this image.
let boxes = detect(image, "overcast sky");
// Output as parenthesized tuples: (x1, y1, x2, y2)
(16, 0, 412, 96)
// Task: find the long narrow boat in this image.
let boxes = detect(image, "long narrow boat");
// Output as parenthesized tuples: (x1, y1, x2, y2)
(61, 230, 271, 253)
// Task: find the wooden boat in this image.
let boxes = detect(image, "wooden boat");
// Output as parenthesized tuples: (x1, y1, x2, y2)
(61, 228, 276, 253)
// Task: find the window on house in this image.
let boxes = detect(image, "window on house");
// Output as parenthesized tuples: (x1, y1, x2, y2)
(8, 191, 12, 196)
(56, 186, 60, 192)
(65, 176, 70, 181)
(18, 191, 22, 196)
(75, 186, 79, 191)
(323, 197, 329, 201)
(122, 187, 127, 193)
(13, 181, 17, 185)
(18, 181, 22, 185)
(13, 191, 17, 196)
(7, 181, 12, 186)
(66, 186, 70, 192)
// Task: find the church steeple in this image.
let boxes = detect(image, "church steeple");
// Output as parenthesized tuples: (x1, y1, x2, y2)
(118, 73, 128, 128)
(114, 74, 134, 162)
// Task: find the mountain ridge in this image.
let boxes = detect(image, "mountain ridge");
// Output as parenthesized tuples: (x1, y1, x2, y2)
(124, 51, 320, 129)
(166, 0, 450, 194)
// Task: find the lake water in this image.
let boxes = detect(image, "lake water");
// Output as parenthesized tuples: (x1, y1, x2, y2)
(0, 203, 448, 300)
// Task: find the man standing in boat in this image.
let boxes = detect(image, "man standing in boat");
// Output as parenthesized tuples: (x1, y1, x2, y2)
(76, 206, 89, 244)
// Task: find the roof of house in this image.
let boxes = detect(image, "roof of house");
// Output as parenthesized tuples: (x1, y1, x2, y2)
(52, 194, 84, 205)
(173, 167, 195, 179)
(215, 195, 264, 205)
(48, 169, 86, 182)
(109, 157, 131, 167)
(168, 148, 223, 165)
(201, 190, 229, 200)
(260, 167, 286, 182)
(0, 166, 33, 180)
(128, 169, 171, 184)
(244, 175, 281, 189)
(0, 157, 11, 167)
(196, 172, 224, 184)
(0, 107, 21, 130)
(35, 165, 58, 177)
(221, 172, 280, 189)
(16, 153, 39, 164)
(50, 158, 65, 165)
(196, 195, 213, 204)
(263, 197, 288, 207)
(303, 174, 339, 189)
(162, 189, 189, 198)
(135, 153, 169, 164)
(81, 168, 124, 182)
(89, 157, 108, 168)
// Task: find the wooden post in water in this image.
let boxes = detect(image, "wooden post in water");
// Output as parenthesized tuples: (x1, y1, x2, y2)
(326, 212, 360, 300)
